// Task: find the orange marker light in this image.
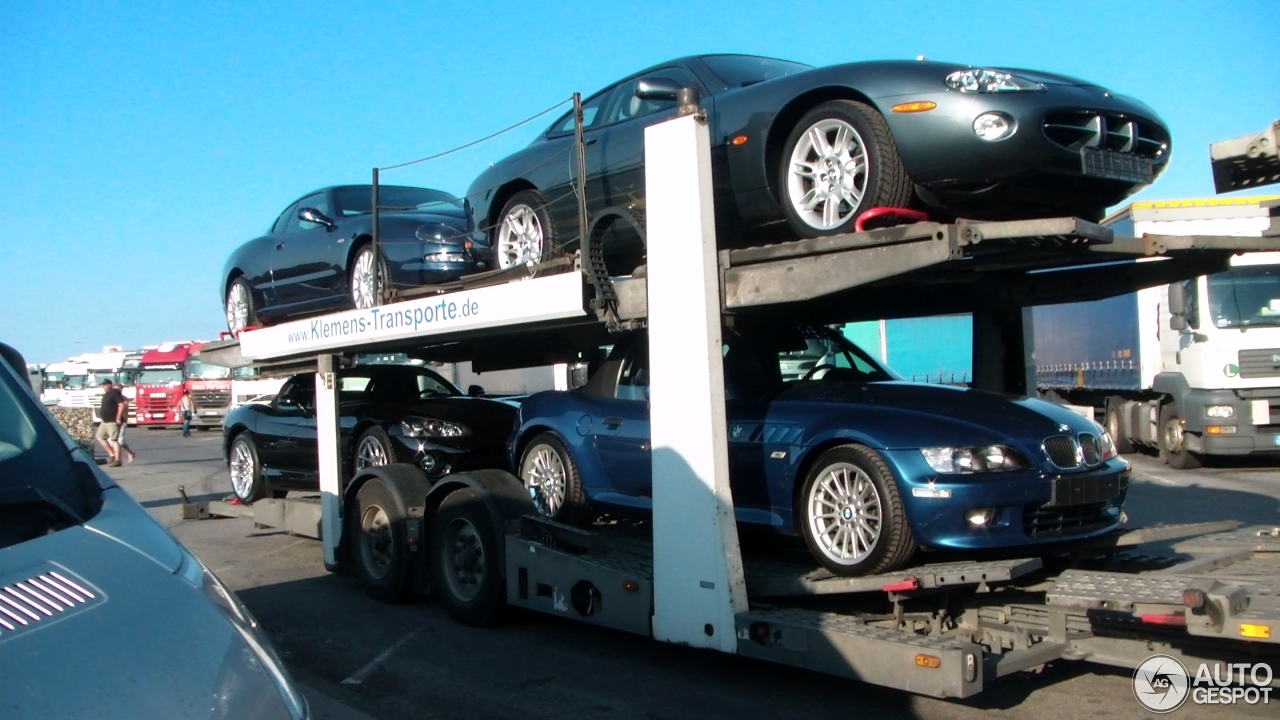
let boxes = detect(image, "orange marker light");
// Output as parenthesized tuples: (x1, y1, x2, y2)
(915, 654, 941, 669)
(731, 135, 749, 146)
(891, 101, 938, 113)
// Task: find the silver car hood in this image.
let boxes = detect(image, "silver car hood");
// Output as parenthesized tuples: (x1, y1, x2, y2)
(0, 487, 294, 720)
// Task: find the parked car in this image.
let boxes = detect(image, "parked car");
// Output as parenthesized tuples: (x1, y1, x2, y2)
(467, 54, 1169, 272)
(0, 342, 308, 719)
(509, 323, 1130, 576)
(222, 364, 516, 503)
(222, 184, 487, 333)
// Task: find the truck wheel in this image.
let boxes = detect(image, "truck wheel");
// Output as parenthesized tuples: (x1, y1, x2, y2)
(351, 478, 410, 602)
(1105, 401, 1134, 454)
(229, 434, 268, 503)
(431, 488, 506, 627)
(1159, 403, 1202, 470)
(517, 433, 590, 524)
(354, 426, 399, 471)
(798, 445, 916, 576)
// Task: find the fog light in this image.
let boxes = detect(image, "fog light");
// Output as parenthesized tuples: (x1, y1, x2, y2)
(420, 453, 439, 472)
(1206, 425, 1238, 435)
(965, 507, 997, 526)
(425, 251, 470, 263)
(972, 112, 1015, 141)
(1205, 405, 1234, 418)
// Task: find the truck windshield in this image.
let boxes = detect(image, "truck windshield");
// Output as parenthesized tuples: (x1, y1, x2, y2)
(186, 358, 231, 380)
(139, 369, 184, 384)
(1207, 265, 1280, 328)
(64, 375, 86, 389)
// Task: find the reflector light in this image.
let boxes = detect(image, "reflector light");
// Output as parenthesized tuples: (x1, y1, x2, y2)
(1241, 623, 1271, 639)
(1140, 613, 1187, 626)
(891, 101, 937, 113)
(622, 580, 639, 593)
(915, 654, 941, 668)
(731, 135, 748, 146)
(1182, 589, 1205, 609)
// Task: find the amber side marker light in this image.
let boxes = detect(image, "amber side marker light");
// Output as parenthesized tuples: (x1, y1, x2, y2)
(731, 135, 749, 146)
(891, 101, 937, 113)
(915, 654, 941, 669)
(1241, 623, 1271, 639)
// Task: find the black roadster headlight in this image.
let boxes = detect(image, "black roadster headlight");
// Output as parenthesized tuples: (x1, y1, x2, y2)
(946, 69, 1044, 93)
(401, 416, 470, 438)
(921, 445, 1026, 473)
(415, 224, 460, 243)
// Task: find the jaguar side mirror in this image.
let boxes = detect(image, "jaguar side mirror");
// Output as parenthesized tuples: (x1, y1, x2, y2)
(635, 78, 680, 101)
(467, 384, 485, 397)
(298, 207, 335, 230)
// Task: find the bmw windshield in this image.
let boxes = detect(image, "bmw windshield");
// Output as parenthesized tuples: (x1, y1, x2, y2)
(1208, 264, 1280, 328)
(0, 357, 103, 549)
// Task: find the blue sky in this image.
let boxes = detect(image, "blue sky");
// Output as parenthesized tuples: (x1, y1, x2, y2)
(2, 0, 1277, 363)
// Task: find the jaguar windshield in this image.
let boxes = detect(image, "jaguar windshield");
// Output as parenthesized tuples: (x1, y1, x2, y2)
(1208, 264, 1280, 328)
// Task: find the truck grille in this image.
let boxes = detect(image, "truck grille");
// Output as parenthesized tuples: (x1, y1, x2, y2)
(1024, 501, 1113, 539)
(1237, 348, 1280, 379)
(140, 395, 171, 411)
(1042, 112, 1168, 158)
(193, 389, 230, 409)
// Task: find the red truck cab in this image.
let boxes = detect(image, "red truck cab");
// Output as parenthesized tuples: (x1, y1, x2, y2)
(134, 342, 233, 428)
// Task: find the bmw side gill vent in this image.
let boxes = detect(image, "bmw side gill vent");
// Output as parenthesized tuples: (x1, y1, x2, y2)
(1042, 112, 1168, 158)
(0, 565, 103, 644)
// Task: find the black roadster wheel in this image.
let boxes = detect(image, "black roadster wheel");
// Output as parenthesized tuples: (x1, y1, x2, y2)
(778, 100, 913, 238)
(495, 189, 558, 270)
(224, 277, 258, 334)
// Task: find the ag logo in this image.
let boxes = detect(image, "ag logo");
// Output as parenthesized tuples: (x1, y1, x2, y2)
(1133, 654, 1190, 713)
(1225, 363, 1239, 378)
(731, 425, 743, 439)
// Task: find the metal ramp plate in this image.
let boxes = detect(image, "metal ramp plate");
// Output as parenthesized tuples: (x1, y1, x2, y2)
(745, 557, 1043, 597)
(736, 607, 982, 699)
(1172, 525, 1280, 554)
(1047, 570, 1190, 609)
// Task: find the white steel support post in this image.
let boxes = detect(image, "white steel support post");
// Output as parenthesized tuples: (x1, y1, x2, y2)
(317, 355, 343, 570)
(644, 110, 748, 651)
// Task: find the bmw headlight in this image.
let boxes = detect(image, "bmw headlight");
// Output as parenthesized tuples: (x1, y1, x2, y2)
(415, 224, 459, 242)
(401, 416, 470, 438)
(921, 445, 1025, 473)
(946, 69, 1044, 93)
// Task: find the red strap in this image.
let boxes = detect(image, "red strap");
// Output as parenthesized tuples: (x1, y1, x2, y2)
(855, 207, 931, 232)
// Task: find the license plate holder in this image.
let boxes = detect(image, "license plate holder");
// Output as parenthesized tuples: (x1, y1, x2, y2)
(1046, 472, 1126, 507)
(1081, 148, 1154, 183)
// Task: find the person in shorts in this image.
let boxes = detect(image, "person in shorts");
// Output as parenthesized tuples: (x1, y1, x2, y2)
(95, 378, 122, 464)
(110, 380, 136, 464)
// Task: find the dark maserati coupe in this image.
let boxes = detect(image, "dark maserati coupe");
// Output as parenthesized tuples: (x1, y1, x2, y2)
(467, 54, 1169, 271)
(222, 364, 515, 503)
(222, 185, 488, 333)
(510, 323, 1130, 576)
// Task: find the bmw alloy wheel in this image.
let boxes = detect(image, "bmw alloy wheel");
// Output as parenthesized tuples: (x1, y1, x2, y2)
(521, 444, 566, 517)
(786, 118, 869, 231)
(351, 248, 380, 309)
(496, 204, 544, 270)
(225, 282, 250, 333)
(355, 435, 389, 470)
(230, 440, 255, 499)
(806, 461, 883, 565)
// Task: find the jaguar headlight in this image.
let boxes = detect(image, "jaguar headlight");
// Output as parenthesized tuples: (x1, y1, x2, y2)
(946, 69, 1044, 93)
(415, 224, 458, 243)
(921, 445, 1025, 473)
(401, 416, 470, 438)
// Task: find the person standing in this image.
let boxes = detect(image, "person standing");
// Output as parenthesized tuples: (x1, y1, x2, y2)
(95, 379, 123, 465)
(177, 389, 196, 437)
(111, 380, 136, 465)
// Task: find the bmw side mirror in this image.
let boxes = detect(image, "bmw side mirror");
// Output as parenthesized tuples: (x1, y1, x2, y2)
(298, 207, 335, 230)
(467, 384, 485, 397)
(635, 78, 680, 102)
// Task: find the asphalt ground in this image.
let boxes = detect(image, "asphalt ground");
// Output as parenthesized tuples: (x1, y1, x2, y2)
(106, 428, 1279, 720)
